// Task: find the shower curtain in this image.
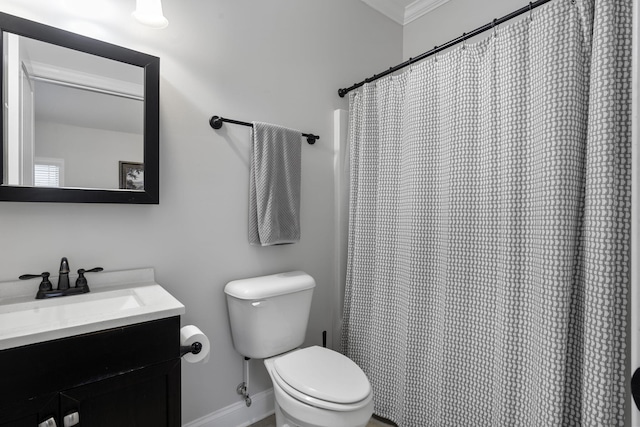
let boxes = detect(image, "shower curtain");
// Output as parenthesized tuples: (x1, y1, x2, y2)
(341, 0, 631, 426)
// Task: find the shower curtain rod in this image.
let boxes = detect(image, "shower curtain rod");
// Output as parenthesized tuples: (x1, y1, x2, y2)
(209, 115, 319, 144)
(337, 0, 553, 98)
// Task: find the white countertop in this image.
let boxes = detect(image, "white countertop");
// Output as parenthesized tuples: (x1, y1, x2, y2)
(0, 268, 185, 350)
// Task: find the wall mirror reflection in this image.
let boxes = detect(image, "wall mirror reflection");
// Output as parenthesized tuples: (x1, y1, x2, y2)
(0, 12, 159, 203)
(4, 34, 144, 190)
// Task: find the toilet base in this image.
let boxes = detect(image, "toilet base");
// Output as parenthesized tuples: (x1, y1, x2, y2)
(275, 402, 299, 427)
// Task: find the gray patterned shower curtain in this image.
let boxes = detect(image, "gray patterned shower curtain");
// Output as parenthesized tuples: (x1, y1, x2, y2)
(341, 0, 631, 425)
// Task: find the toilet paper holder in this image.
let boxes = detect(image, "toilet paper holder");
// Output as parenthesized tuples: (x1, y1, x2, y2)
(180, 342, 203, 357)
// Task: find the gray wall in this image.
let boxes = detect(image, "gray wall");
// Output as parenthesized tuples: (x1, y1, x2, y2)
(0, 0, 402, 424)
(35, 121, 142, 189)
(403, 0, 532, 60)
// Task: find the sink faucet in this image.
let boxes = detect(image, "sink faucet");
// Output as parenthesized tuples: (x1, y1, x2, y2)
(58, 257, 70, 291)
(19, 257, 103, 299)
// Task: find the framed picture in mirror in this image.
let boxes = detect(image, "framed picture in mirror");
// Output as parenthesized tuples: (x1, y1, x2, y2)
(119, 162, 144, 191)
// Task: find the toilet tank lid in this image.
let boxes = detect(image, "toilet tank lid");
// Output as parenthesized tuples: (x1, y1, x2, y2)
(224, 271, 315, 300)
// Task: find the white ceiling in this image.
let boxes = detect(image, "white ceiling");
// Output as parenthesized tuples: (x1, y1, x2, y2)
(361, 0, 450, 26)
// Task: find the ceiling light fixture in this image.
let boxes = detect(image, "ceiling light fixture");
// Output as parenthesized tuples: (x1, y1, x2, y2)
(132, 0, 168, 29)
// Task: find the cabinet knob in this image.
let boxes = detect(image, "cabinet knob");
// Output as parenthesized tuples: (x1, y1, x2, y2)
(38, 417, 57, 427)
(63, 412, 80, 427)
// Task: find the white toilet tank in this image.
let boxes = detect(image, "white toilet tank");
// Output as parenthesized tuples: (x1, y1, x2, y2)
(224, 271, 315, 359)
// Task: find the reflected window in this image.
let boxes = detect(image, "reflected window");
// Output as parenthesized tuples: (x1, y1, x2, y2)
(34, 158, 64, 187)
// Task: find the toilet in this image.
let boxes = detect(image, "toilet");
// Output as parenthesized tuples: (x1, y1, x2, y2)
(224, 271, 374, 427)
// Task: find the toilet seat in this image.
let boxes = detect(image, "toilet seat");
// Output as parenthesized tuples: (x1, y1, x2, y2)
(267, 346, 372, 412)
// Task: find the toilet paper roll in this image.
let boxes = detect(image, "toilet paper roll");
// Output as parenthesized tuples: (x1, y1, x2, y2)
(180, 325, 210, 364)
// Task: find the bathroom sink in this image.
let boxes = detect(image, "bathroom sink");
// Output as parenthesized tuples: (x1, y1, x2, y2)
(0, 268, 185, 350)
(0, 290, 141, 331)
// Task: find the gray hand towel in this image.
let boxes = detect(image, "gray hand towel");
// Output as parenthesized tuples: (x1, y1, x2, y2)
(249, 122, 301, 246)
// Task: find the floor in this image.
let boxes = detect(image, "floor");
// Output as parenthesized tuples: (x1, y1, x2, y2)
(249, 414, 396, 427)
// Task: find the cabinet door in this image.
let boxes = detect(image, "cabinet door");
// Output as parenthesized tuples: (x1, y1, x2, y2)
(0, 393, 57, 427)
(59, 360, 180, 427)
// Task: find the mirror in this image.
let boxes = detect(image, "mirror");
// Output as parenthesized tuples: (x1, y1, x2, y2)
(0, 12, 159, 203)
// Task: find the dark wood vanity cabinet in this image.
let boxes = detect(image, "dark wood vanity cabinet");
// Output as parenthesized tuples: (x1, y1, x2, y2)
(0, 317, 181, 427)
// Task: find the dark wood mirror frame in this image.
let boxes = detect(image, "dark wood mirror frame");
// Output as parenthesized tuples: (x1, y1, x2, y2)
(0, 12, 159, 204)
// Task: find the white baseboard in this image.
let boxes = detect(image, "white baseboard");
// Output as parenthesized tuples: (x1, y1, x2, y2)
(183, 388, 275, 427)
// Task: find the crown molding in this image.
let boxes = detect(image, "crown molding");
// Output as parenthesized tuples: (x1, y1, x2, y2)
(361, 0, 405, 25)
(29, 61, 144, 99)
(404, 0, 450, 25)
(361, 0, 450, 26)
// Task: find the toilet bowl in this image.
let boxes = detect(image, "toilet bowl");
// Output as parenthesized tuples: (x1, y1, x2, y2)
(265, 346, 374, 427)
(224, 272, 374, 427)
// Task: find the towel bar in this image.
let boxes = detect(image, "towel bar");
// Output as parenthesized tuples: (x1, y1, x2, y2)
(209, 116, 319, 145)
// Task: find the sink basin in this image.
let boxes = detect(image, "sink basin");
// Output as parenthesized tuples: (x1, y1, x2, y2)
(0, 290, 142, 333)
(0, 269, 185, 350)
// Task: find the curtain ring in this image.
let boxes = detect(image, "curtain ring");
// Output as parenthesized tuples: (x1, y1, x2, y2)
(408, 57, 413, 73)
(461, 32, 467, 50)
(492, 19, 498, 38)
(528, 2, 533, 21)
(434, 46, 438, 62)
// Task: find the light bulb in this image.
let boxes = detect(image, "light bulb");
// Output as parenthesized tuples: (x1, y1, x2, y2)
(132, 0, 168, 29)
